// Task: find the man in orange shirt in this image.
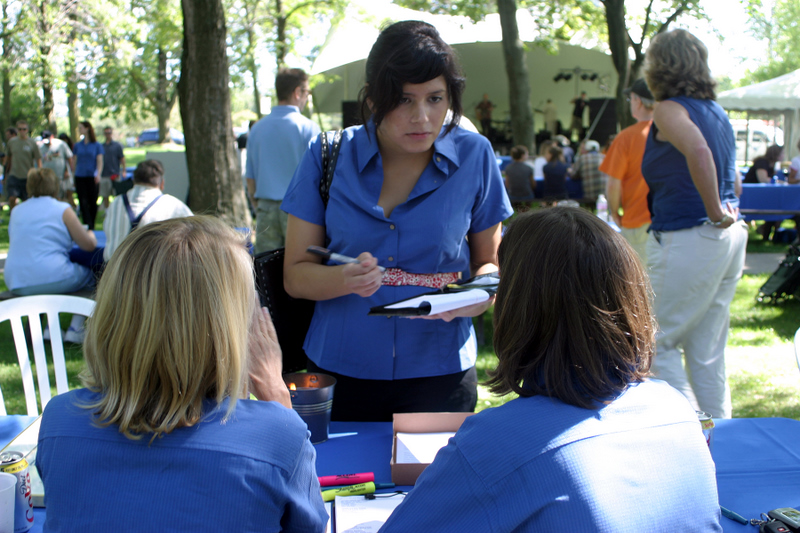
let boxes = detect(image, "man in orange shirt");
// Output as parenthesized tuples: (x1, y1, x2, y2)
(599, 79, 653, 264)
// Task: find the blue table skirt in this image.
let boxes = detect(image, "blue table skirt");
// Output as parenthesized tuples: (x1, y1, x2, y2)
(739, 183, 800, 222)
(6, 416, 798, 532)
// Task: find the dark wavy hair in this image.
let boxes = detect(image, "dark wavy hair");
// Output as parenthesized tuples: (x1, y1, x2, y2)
(487, 208, 655, 409)
(358, 20, 465, 135)
(763, 144, 784, 167)
(644, 29, 716, 101)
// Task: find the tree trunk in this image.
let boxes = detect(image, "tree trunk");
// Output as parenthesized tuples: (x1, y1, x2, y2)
(247, 27, 261, 117)
(156, 48, 171, 143)
(603, 0, 632, 129)
(2, 0, 12, 129)
(66, 12, 78, 141)
(179, 0, 251, 227)
(497, 0, 533, 151)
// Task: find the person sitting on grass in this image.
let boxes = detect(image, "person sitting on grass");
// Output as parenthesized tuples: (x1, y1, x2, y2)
(4, 167, 96, 343)
(380, 207, 721, 533)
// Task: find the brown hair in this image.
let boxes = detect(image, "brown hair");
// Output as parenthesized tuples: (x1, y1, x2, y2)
(27, 168, 59, 198)
(510, 145, 528, 161)
(763, 144, 784, 167)
(81, 216, 256, 440)
(547, 145, 564, 163)
(644, 29, 716, 101)
(275, 68, 309, 102)
(80, 121, 97, 143)
(133, 159, 165, 186)
(487, 208, 655, 409)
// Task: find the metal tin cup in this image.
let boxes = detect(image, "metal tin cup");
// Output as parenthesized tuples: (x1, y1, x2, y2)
(696, 411, 715, 453)
(283, 372, 336, 444)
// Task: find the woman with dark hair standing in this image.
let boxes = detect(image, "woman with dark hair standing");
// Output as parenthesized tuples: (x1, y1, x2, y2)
(56, 132, 78, 209)
(282, 20, 512, 422)
(380, 208, 721, 532)
(72, 121, 105, 229)
(641, 29, 747, 419)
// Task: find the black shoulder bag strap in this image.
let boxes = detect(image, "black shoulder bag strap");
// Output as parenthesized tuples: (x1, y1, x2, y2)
(122, 193, 163, 231)
(319, 129, 343, 207)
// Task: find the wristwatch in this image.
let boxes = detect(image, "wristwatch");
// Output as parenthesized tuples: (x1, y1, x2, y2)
(706, 214, 732, 227)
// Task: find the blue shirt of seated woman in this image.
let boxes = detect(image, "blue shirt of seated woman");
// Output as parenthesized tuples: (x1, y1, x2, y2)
(380, 208, 721, 533)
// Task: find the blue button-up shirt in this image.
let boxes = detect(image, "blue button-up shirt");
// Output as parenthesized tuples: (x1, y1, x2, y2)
(246, 105, 321, 200)
(282, 122, 512, 380)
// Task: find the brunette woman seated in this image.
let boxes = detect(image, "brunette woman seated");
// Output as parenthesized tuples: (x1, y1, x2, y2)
(380, 207, 721, 533)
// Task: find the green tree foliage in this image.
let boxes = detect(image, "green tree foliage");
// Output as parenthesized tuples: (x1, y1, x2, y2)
(82, 0, 182, 142)
(742, 0, 800, 84)
(226, 0, 345, 118)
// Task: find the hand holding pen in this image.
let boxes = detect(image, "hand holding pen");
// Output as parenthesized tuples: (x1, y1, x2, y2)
(307, 246, 384, 298)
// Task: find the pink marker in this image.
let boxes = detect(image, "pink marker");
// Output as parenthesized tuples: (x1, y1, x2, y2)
(318, 472, 375, 487)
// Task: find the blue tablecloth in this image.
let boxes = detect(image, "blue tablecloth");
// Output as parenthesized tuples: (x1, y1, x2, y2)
(739, 183, 800, 221)
(4, 415, 797, 532)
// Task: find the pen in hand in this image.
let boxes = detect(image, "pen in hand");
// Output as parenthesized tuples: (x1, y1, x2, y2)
(307, 245, 386, 272)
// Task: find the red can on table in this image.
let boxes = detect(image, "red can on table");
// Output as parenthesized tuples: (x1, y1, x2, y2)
(0, 451, 34, 532)
(696, 411, 715, 452)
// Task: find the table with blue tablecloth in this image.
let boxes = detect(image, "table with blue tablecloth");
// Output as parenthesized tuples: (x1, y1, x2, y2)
(3, 415, 798, 532)
(739, 183, 800, 222)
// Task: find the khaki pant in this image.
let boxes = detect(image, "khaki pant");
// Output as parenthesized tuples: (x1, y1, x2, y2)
(255, 198, 289, 254)
(646, 221, 747, 418)
(620, 223, 650, 266)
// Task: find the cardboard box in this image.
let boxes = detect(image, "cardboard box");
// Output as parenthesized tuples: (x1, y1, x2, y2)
(390, 412, 474, 486)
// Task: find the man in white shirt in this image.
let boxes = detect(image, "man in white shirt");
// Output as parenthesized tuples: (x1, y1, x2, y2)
(103, 159, 193, 261)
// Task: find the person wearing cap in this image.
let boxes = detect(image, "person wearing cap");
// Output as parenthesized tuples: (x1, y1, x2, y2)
(598, 78, 654, 264)
(4, 120, 42, 210)
(568, 139, 608, 209)
(39, 130, 75, 205)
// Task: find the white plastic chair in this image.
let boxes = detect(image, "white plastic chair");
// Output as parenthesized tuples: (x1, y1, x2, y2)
(0, 295, 95, 416)
(794, 327, 800, 375)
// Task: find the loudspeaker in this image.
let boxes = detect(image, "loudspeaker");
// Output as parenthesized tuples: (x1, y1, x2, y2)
(342, 101, 361, 128)
(588, 98, 617, 146)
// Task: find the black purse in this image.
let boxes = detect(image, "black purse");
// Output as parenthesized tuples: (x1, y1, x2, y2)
(254, 130, 343, 373)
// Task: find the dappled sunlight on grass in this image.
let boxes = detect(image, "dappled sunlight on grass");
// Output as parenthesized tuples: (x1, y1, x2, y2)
(729, 274, 800, 345)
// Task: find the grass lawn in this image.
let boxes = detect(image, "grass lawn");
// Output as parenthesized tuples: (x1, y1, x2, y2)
(124, 143, 185, 168)
(0, 201, 797, 418)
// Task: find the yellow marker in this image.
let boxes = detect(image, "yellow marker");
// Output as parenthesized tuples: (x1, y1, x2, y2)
(321, 482, 395, 502)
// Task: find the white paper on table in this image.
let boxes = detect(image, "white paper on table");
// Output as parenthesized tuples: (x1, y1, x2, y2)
(384, 289, 490, 315)
(324, 502, 332, 533)
(394, 431, 455, 464)
(335, 494, 405, 533)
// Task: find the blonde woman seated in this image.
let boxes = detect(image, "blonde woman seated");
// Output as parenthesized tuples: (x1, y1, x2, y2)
(5, 167, 96, 296)
(5, 167, 97, 341)
(380, 208, 721, 532)
(36, 217, 328, 532)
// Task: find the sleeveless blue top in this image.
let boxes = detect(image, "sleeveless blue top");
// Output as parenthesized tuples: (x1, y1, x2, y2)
(641, 96, 738, 232)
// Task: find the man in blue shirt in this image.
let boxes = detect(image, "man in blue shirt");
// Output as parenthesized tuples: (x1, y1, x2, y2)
(246, 68, 320, 253)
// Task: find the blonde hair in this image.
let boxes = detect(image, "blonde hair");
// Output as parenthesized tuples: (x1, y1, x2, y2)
(644, 29, 716, 101)
(81, 216, 256, 440)
(27, 168, 59, 198)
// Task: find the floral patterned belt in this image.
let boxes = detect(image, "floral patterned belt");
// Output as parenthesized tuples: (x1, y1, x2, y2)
(381, 269, 461, 289)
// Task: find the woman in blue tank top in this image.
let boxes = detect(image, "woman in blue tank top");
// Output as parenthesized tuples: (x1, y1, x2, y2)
(640, 29, 747, 420)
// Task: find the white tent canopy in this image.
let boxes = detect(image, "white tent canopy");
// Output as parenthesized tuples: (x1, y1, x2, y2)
(310, 0, 616, 137)
(717, 69, 800, 159)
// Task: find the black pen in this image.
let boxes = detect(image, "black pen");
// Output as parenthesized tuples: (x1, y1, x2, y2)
(307, 246, 386, 272)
